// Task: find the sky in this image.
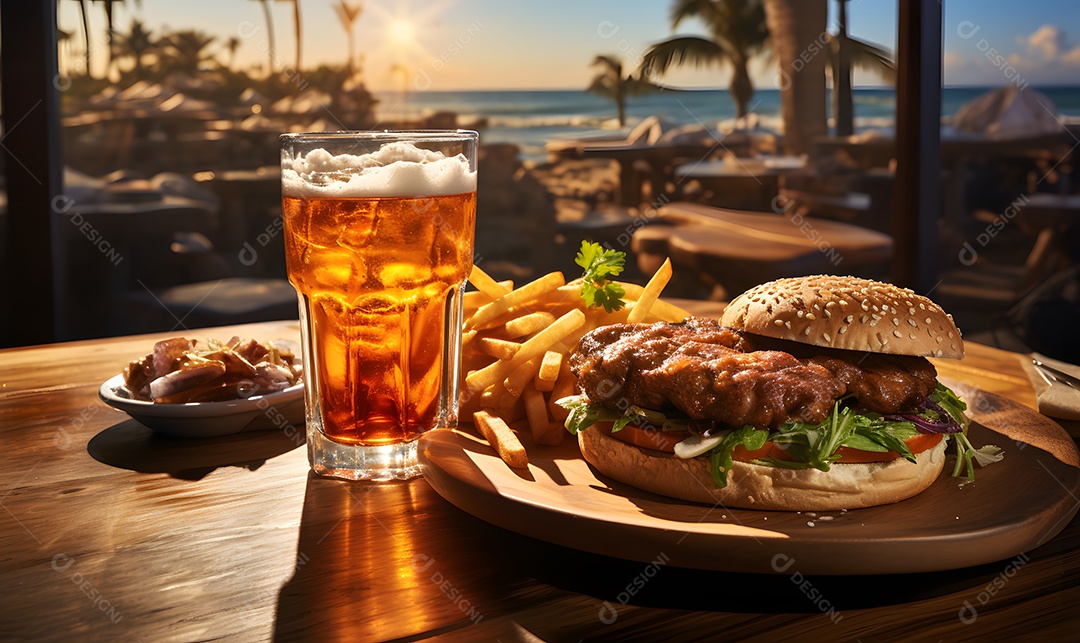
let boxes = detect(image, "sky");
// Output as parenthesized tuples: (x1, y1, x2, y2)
(58, 0, 1080, 92)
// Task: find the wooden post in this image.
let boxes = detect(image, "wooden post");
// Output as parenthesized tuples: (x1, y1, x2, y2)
(892, 0, 942, 293)
(0, 0, 63, 346)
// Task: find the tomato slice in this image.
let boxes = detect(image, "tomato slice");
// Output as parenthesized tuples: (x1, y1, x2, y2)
(597, 422, 945, 464)
(832, 432, 943, 463)
(595, 422, 689, 452)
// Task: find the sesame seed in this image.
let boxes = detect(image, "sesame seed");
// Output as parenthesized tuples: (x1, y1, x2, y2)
(804, 326, 812, 336)
(908, 319, 918, 327)
(824, 309, 832, 318)
(797, 310, 805, 318)
(839, 300, 849, 306)
(936, 349, 943, 357)
(936, 336, 943, 343)
(948, 332, 954, 338)
(909, 307, 916, 315)
(925, 317, 932, 324)
(861, 302, 870, 311)
(860, 314, 869, 323)
(838, 326, 847, 334)
(806, 313, 816, 320)
(785, 321, 791, 329)
(909, 333, 917, 340)
(870, 318, 879, 327)
(823, 332, 831, 342)
(774, 319, 784, 326)
(892, 318, 900, 326)
(846, 315, 854, 323)
(893, 329, 903, 338)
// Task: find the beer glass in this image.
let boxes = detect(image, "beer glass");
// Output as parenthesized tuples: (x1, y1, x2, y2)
(281, 131, 477, 480)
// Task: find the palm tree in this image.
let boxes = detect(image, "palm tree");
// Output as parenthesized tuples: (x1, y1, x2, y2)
(279, 0, 302, 71)
(74, 0, 93, 78)
(828, 0, 894, 136)
(161, 30, 217, 75)
(333, 0, 362, 74)
(94, 0, 128, 76)
(224, 36, 242, 71)
(250, 0, 277, 75)
(587, 55, 659, 127)
(113, 19, 154, 76)
(763, 0, 827, 155)
(638, 0, 769, 120)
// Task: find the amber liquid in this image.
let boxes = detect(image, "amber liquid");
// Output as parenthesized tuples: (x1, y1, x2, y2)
(283, 192, 476, 446)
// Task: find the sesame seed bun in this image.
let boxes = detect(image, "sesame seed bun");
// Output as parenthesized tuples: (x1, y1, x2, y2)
(579, 426, 949, 511)
(720, 275, 964, 359)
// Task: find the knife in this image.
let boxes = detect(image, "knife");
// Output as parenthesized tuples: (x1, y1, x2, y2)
(1032, 359, 1080, 391)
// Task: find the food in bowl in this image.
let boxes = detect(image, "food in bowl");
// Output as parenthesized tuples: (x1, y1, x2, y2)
(122, 337, 301, 403)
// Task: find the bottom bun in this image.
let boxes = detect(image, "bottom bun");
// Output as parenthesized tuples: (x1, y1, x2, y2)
(578, 427, 948, 511)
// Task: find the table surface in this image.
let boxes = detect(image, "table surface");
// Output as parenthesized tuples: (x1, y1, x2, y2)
(2, 317, 1079, 641)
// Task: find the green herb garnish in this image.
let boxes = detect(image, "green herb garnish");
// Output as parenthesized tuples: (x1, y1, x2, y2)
(575, 241, 626, 313)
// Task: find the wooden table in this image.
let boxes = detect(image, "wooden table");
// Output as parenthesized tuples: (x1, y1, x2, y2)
(2, 319, 1078, 640)
(633, 203, 894, 298)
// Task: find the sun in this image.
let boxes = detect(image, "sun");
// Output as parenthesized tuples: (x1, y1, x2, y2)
(388, 19, 416, 46)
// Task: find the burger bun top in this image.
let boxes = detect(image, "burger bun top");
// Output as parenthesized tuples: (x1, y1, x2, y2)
(721, 275, 963, 359)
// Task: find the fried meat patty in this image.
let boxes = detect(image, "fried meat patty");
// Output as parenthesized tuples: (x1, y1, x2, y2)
(569, 317, 937, 428)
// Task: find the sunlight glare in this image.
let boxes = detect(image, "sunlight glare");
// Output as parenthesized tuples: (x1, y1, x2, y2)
(388, 19, 416, 45)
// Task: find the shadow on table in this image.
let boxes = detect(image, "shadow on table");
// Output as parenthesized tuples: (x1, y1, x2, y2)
(273, 473, 520, 641)
(87, 419, 304, 480)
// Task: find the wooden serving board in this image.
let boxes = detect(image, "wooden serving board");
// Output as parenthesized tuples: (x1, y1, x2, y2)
(418, 380, 1080, 575)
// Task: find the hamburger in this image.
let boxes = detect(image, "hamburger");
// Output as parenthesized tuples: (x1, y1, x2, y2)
(558, 275, 1001, 511)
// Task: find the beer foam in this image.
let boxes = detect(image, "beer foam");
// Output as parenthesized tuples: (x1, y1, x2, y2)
(282, 141, 476, 198)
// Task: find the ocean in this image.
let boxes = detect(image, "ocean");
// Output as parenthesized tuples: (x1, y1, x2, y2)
(374, 86, 1080, 163)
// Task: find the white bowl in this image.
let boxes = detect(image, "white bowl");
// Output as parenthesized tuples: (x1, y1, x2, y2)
(98, 374, 305, 438)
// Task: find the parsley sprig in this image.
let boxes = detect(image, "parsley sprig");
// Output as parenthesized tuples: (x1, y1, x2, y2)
(575, 241, 626, 313)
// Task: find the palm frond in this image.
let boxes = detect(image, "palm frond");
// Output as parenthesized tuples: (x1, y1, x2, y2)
(638, 36, 727, 78)
(591, 55, 623, 75)
(846, 36, 896, 81)
(827, 34, 896, 82)
(623, 75, 662, 97)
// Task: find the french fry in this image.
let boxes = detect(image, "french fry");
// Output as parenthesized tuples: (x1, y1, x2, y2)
(548, 360, 576, 422)
(503, 357, 542, 399)
(535, 351, 562, 392)
(504, 311, 556, 338)
(466, 309, 585, 392)
(627, 258, 673, 324)
(618, 283, 689, 322)
(474, 410, 528, 469)
(523, 386, 551, 442)
(492, 384, 526, 421)
(476, 337, 521, 361)
(466, 272, 565, 330)
(464, 280, 515, 312)
(469, 265, 513, 299)
(462, 330, 478, 345)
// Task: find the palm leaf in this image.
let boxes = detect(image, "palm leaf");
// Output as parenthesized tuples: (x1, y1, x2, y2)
(828, 34, 896, 82)
(846, 36, 896, 82)
(671, 0, 768, 58)
(638, 36, 728, 78)
(622, 75, 662, 97)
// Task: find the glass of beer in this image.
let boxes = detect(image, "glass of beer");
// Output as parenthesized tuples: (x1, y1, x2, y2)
(280, 131, 477, 481)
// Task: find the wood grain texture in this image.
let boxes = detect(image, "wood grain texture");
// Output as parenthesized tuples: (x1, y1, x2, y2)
(1, 319, 1078, 640)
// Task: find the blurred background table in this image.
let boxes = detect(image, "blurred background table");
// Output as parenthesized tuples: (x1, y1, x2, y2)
(1, 317, 1077, 641)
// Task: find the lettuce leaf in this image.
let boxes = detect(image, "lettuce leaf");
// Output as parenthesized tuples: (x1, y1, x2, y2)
(709, 426, 769, 488)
